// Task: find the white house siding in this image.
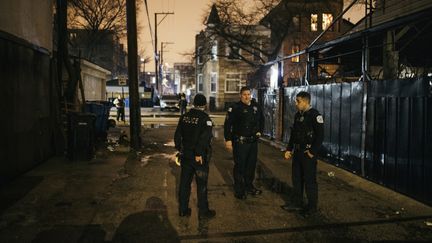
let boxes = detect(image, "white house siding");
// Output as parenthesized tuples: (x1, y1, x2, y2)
(80, 59, 111, 101)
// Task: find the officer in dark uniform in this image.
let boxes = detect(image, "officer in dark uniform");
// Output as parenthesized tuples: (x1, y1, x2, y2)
(224, 86, 264, 200)
(174, 93, 216, 220)
(282, 91, 324, 216)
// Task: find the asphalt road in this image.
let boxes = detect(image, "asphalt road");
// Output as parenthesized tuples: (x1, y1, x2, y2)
(1, 126, 432, 242)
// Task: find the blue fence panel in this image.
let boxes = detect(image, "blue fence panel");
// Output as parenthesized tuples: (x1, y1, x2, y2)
(282, 78, 432, 205)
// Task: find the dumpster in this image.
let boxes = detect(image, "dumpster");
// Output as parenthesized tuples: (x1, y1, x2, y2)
(85, 101, 112, 139)
(67, 112, 96, 160)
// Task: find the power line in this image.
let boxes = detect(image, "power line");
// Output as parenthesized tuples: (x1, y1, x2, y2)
(144, 0, 154, 51)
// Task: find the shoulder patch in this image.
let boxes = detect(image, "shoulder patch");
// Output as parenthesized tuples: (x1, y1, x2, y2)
(316, 115, 324, 124)
(207, 120, 213, 126)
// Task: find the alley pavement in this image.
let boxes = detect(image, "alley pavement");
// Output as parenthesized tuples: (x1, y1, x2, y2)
(1, 125, 432, 242)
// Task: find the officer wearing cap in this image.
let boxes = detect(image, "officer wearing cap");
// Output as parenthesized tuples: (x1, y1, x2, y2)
(174, 93, 216, 220)
(224, 86, 264, 200)
(282, 91, 324, 217)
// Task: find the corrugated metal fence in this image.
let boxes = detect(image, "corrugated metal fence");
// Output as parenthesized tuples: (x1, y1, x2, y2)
(278, 77, 432, 205)
(1, 32, 57, 185)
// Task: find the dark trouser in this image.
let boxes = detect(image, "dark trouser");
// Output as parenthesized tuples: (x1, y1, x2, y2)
(116, 107, 125, 121)
(180, 106, 186, 116)
(232, 141, 258, 196)
(292, 151, 318, 209)
(178, 152, 209, 213)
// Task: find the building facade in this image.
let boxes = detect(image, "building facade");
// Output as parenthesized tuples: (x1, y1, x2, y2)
(195, 5, 271, 111)
(174, 63, 195, 101)
(68, 29, 127, 79)
(80, 59, 111, 101)
(261, 0, 351, 86)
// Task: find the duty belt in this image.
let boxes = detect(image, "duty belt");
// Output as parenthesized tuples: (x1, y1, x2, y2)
(293, 144, 311, 150)
(235, 135, 257, 144)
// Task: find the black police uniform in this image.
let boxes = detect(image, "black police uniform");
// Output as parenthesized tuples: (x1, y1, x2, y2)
(174, 108, 213, 216)
(224, 100, 264, 198)
(287, 107, 324, 211)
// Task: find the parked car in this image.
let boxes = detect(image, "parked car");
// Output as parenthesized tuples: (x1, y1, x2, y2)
(159, 94, 179, 111)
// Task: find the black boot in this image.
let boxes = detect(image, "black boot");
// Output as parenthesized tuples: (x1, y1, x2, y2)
(246, 187, 262, 195)
(179, 208, 191, 217)
(198, 209, 216, 220)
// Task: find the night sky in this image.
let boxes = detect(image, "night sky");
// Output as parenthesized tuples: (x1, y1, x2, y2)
(138, 0, 364, 72)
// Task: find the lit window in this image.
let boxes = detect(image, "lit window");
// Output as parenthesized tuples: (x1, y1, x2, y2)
(197, 74, 203, 92)
(225, 73, 241, 93)
(311, 14, 318, 32)
(291, 45, 300, 63)
(210, 72, 217, 93)
(322, 13, 333, 31)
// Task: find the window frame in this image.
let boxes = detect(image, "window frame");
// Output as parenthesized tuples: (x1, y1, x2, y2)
(253, 40, 263, 62)
(226, 43, 242, 60)
(310, 13, 318, 32)
(225, 73, 241, 93)
(197, 46, 203, 65)
(210, 72, 217, 93)
(292, 15, 301, 32)
(197, 73, 203, 92)
(211, 40, 218, 61)
(322, 13, 334, 31)
(291, 44, 300, 63)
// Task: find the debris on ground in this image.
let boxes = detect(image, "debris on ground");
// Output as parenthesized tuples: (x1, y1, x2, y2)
(328, 171, 335, 177)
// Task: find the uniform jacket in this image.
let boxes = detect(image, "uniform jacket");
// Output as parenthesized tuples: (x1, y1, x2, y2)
(174, 108, 213, 157)
(224, 100, 264, 141)
(287, 107, 324, 156)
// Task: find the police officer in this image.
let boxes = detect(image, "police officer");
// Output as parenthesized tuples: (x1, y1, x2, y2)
(224, 86, 264, 200)
(282, 91, 324, 216)
(174, 93, 216, 220)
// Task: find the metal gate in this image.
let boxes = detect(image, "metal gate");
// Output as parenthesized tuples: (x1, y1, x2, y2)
(261, 89, 278, 138)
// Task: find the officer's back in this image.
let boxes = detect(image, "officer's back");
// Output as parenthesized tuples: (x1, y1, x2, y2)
(176, 109, 209, 150)
(174, 95, 213, 159)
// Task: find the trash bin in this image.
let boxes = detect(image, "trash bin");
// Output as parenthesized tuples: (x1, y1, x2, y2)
(85, 101, 112, 139)
(67, 112, 96, 160)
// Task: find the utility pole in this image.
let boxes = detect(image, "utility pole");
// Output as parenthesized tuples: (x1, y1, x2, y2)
(160, 42, 174, 94)
(161, 41, 174, 65)
(126, 0, 141, 150)
(154, 12, 174, 94)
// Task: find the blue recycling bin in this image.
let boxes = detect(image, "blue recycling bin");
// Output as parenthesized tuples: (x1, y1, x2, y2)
(85, 101, 112, 139)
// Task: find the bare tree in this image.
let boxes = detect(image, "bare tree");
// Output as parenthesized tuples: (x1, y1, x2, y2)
(197, 0, 294, 86)
(67, 0, 143, 63)
(68, 0, 128, 37)
(200, 0, 352, 86)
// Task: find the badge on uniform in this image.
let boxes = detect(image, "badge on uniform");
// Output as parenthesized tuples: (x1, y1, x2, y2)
(228, 107, 232, 112)
(207, 121, 213, 126)
(253, 106, 257, 112)
(299, 116, 304, 122)
(316, 115, 324, 123)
